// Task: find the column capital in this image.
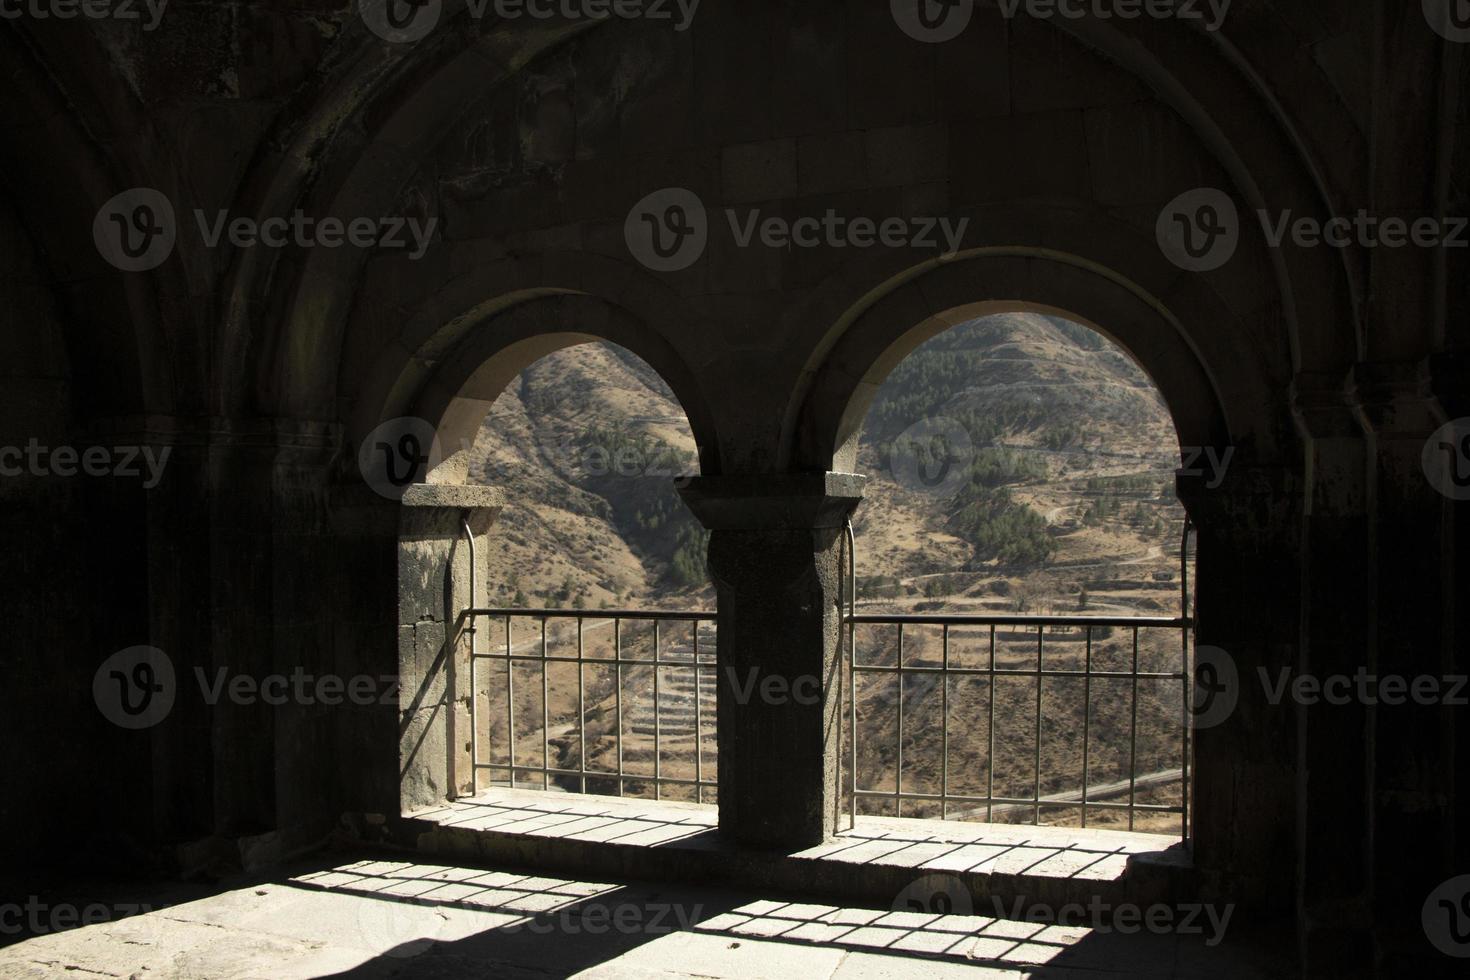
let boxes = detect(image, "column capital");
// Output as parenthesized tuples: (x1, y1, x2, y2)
(1349, 360, 1441, 440)
(678, 472, 866, 531)
(1176, 462, 1301, 547)
(1290, 370, 1362, 441)
(401, 483, 506, 535)
(1429, 348, 1470, 419)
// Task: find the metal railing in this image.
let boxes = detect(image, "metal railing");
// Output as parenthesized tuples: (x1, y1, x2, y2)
(454, 521, 1196, 839)
(840, 520, 1196, 838)
(461, 607, 718, 802)
(843, 612, 1192, 836)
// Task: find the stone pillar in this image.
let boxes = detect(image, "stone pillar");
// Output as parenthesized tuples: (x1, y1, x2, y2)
(398, 484, 505, 813)
(1430, 350, 1469, 883)
(1354, 364, 1456, 972)
(679, 473, 865, 850)
(1291, 376, 1374, 972)
(1176, 460, 1301, 911)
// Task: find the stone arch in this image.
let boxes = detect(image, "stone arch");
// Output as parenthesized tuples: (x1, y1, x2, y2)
(0, 26, 181, 421)
(787, 250, 1247, 479)
(225, 7, 1364, 430)
(353, 287, 721, 484)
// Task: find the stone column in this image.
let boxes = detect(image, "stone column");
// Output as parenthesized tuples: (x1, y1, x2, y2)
(1291, 376, 1374, 973)
(1354, 364, 1456, 972)
(679, 473, 865, 850)
(1176, 460, 1301, 911)
(398, 484, 505, 813)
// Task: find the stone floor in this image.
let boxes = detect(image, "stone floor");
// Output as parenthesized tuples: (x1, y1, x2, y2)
(417, 789, 1174, 881)
(0, 852, 1294, 978)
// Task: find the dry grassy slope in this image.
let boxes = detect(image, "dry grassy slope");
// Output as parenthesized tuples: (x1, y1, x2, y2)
(469, 342, 710, 609)
(853, 313, 1189, 619)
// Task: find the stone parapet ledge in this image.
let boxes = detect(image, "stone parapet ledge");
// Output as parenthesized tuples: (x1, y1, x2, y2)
(401, 483, 506, 510)
(677, 472, 866, 530)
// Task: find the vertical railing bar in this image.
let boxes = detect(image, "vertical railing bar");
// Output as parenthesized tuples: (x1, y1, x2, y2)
(1034, 625, 1043, 826)
(694, 618, 702, 805)
(1129, 626, 1139, 831)
(847, 521, 857, 832)
(987, 623, 996, 824)
(1181, 518, 1194, 842)
(542, 617, 550, 792)
(469, 610, 478, 797)
(1082, 625, 1092, 829)
(615, 618, 624, 797)
(1181, 620, 1191, 840)
(833, 527, 844, 836)
(895, 623, 904, 818)
(941, 623, 949, 821)
(578, 617, 586, 796)
(506, 615, 515, 790)
(654, 620, 662, 801)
